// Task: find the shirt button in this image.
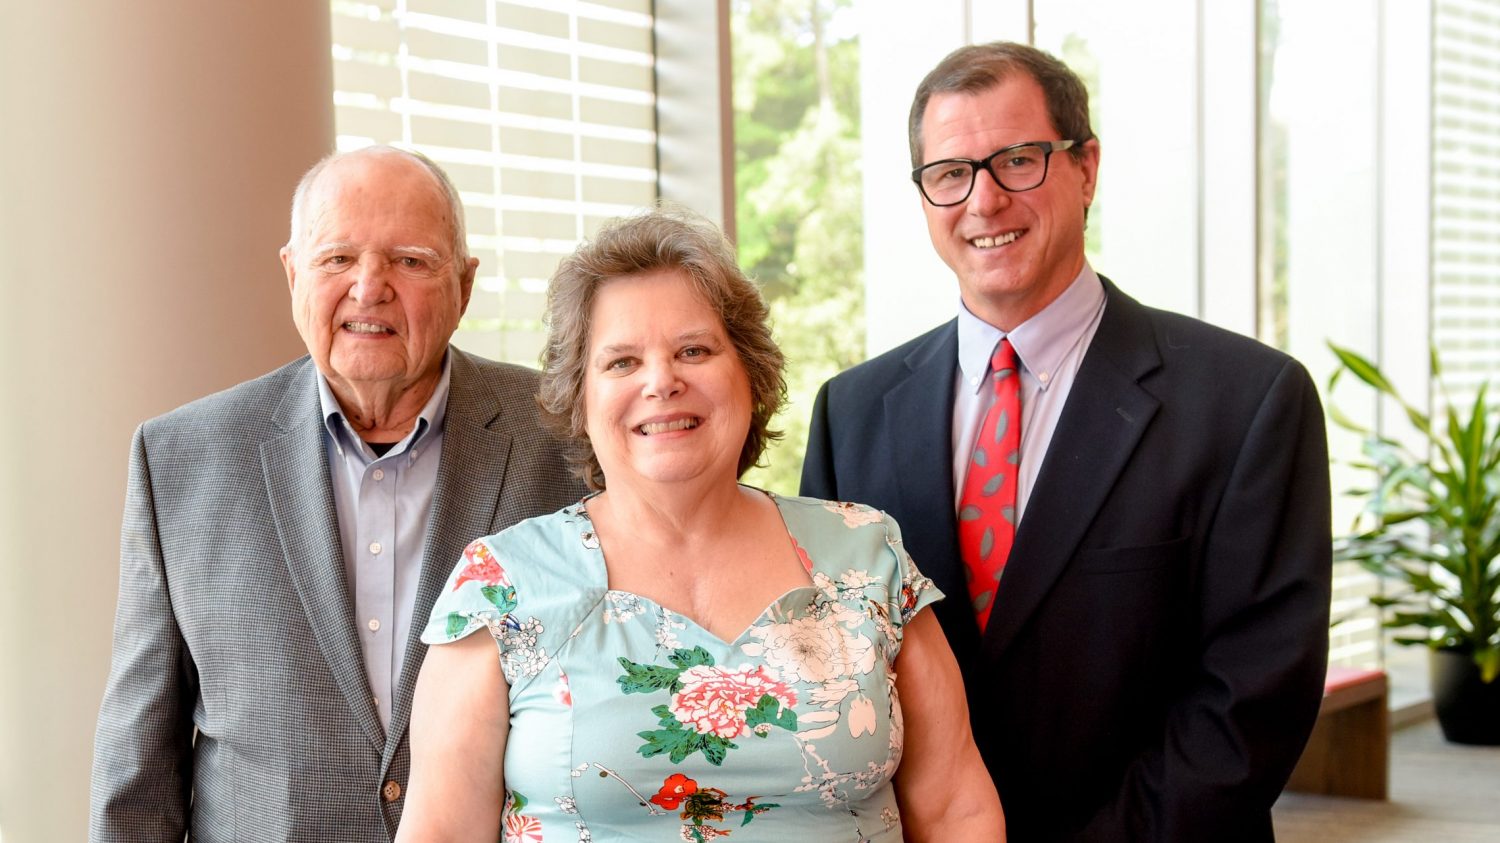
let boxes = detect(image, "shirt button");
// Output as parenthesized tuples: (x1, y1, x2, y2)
(368, 618, 381, 631)
(369, 541, 382, 555)
(1038, 371, 1051, 383)
(372, 468, 385, 481)
(382, 780, 402, 802)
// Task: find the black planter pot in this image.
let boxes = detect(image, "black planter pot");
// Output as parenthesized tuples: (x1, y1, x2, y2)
(1430, 648, 1500, 745)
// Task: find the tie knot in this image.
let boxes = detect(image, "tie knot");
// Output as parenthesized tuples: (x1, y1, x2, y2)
(990, 338, 1017, 382)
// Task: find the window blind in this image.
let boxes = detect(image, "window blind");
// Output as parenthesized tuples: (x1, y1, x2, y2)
(330, 0, 658, 366)
(1433, 0, 1500, 404)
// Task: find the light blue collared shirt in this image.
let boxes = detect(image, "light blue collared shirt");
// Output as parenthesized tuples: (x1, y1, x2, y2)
(317, 355, 451, 730)
(951, 265, 1107, 521)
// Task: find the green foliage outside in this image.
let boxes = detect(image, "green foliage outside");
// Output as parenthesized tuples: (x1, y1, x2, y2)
(1054, 34, 1103, 263)
(732, 0, 865, 495)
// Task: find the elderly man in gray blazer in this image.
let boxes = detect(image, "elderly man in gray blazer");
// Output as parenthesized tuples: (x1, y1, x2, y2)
(89, 146, 582, 841)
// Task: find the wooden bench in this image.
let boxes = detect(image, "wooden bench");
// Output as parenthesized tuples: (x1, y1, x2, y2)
(1286, 667, 1389, 799)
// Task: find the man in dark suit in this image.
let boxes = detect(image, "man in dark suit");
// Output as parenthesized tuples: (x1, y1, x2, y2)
(802, 43, 1331, 841)
(89, 147, 581, 840)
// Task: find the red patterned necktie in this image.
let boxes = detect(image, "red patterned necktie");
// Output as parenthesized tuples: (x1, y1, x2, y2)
(959, 338, 1020, 630)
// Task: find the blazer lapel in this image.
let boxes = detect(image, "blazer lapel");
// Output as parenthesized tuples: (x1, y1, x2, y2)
(981, 280, 1162, 658)
(261, 360, 384, 751)
(879, 322, 991, 664)
(885, 322, 963, 599)
(383, 350, 513, 764)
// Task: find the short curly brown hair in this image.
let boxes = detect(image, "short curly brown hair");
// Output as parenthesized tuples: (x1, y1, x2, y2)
(537, 206, 786, 490)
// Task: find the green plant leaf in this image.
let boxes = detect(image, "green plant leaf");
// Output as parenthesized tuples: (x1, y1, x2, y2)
(1478, 647, 1500, 684)
(1327, 402, 1371, 435)
(1388, 610, 1449, 629)
(1327, 342, 1396, 394)
(1327, 340, 1500, 659)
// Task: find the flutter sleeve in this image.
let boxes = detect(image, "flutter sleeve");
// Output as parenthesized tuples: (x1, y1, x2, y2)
(422, 511, 590, 692)
(420, 538, 521, 662)
(875, 509, 942, 630)
(809, 498, 943, 653)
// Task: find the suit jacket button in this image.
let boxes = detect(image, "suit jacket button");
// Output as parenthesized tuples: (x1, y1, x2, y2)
(382, 780, 402, 803)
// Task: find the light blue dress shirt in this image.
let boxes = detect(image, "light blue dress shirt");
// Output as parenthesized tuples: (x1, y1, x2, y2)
(317, 355, 451, 729)
(951, 265, 1107, 521)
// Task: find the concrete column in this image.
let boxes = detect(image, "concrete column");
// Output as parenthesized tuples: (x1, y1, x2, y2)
(0, 3, 333, 839)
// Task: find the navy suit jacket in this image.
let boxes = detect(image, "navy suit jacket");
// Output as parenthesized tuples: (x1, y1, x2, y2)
(802, 279, 1331, 841)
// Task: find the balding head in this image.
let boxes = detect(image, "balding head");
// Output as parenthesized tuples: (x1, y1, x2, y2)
(287, 145, 470, 270)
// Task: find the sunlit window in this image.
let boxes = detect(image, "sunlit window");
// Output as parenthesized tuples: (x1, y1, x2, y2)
(732, 0, 863, 493)
(330, 0, 657, 365)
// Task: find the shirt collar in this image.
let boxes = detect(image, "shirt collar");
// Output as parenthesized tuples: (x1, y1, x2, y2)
(956, 263, 1106, 393)
(316, 351, 453, 460)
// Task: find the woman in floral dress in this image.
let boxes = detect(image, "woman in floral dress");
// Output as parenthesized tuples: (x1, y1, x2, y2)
(395, 209, 1003, 842)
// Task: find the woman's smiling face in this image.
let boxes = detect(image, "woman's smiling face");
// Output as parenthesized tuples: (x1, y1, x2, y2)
(583, 269, 753, 491)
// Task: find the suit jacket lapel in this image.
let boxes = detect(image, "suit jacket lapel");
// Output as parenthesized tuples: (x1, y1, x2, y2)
(887, 323, 962, 594)
(981, 280, 1162, 658)
(261, 359, 385, 751)
(882, 322, 986, 660)
(383, 349, 513, 764)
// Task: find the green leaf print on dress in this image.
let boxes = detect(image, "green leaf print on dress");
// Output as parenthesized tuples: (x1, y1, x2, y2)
(616, 648, 798, 766)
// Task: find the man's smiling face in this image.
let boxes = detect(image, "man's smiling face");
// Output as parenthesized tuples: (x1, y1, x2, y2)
(281, 153, 474, 398)
(917, 74, 1099, 330)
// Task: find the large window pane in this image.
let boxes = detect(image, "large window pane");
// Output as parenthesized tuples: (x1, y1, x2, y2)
(1033, 0, 1199, 316)
(732, 0, 863, 493)
(331, 0, 657, 365)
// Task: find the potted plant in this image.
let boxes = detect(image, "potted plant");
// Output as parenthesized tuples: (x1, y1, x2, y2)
(1327, 342, 1500, 745)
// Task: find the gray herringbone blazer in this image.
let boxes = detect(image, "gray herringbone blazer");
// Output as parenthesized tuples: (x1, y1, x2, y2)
(89, 349, 582, 841)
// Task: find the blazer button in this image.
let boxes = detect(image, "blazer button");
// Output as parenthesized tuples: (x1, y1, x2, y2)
(382, 780, 402, 803)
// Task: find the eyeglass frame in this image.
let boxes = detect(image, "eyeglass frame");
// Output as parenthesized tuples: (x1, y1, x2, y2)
(910, 139, 1081, 207)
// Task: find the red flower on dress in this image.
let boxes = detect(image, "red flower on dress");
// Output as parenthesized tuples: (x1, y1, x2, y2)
(649, 773, 698, 810)
(454, 540, 508, 590)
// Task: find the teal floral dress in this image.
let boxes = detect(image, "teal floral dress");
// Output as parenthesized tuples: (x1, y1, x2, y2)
(420, 490, 942, 842)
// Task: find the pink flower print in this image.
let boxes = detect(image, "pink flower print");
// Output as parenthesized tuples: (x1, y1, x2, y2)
(555, 667, 573, 707)
(669, 665, 797, 739)
(502, 812, 543, 843)
(455, 540, 508, 590)
(824, 500, 884, 529)
(791, 537, 815, 573)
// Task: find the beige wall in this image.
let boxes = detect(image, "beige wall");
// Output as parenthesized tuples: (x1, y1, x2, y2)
(0, 3, 333, 839)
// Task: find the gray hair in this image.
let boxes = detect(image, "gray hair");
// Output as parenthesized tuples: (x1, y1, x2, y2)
(285, 145, 470, 266)
(908, 42, 1094, 168)
(537, 206, 786, 491)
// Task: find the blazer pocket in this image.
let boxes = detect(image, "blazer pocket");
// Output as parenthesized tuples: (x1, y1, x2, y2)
(1074, 535, 1190, 574)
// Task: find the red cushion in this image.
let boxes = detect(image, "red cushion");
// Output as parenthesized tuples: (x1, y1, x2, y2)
(1325, 666, 1384, 695)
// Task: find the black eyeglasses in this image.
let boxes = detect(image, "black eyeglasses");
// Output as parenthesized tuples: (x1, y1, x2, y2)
(912, 140, 1080, 206)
